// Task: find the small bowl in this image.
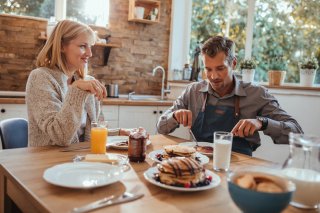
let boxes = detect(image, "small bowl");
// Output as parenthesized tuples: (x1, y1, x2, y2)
(228, 170, 295, 213)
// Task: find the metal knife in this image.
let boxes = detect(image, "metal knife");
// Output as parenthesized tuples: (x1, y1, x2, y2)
(71, 192, 144, 213)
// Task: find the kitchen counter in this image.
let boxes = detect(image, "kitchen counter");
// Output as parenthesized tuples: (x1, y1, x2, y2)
(102, 97, 173, 106)
(0, 97, 174, 106)
(0, 97, 25, 104)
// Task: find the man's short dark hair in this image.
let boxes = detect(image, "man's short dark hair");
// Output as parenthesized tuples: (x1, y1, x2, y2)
(201, 36, 236, 65)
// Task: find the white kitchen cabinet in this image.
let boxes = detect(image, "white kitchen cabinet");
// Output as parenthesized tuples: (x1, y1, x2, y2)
(119, 106, 159, 134)
(101, 105, 119, 128)
(0, 104, 28, 121)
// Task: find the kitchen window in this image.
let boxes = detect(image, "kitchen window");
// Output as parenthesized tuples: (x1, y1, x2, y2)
(170, 0, 320, 84)
(252, 0, 320, 83)
(0, 0, 109, 27)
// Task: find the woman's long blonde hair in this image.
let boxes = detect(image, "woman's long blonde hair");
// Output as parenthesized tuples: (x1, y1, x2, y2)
(36, 20, 95, 79)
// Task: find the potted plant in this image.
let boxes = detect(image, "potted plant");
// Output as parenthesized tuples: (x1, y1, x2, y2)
(298, 57, 318, 87)
(268, 55, 287, 86)
(240, 59, 257, 83)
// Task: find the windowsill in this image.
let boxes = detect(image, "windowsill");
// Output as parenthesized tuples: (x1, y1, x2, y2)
(168, 80, 320, 91)
(259, 82, 320, 91)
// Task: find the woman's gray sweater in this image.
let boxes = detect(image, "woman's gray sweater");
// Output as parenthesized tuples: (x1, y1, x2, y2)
(26, 67, 99, 146)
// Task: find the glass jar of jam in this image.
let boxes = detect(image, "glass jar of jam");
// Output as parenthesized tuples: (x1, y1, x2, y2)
(128, 128, 147, 162)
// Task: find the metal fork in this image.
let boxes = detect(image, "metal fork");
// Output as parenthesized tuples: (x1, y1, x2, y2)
(189, 129, 199, 147)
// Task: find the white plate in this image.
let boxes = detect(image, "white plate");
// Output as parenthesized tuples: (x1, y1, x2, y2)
(43, 162, 123, 189)
(107, 136, 151, 150)
(179, 142, 214, 157)
(144, 167, 221, 192)
(148, 149, 210, 165)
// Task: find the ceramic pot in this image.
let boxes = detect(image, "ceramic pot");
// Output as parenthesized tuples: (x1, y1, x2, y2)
(268, 70, 286, 86)
(242, 69, 255, 83)
(299, 69, 317, 87)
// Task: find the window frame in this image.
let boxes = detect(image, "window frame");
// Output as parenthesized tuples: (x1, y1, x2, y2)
(55, 0, 66, 20)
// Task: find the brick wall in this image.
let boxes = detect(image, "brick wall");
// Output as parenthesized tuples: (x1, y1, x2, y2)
(0, 0, 171, 95)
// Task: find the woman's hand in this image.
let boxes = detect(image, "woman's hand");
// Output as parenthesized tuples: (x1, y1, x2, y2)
(119, 128, 149, 139)
(72, 79, 107, 100)
(119, 128, 131, 136)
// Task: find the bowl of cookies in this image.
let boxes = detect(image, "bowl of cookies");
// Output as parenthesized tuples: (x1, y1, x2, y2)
(227, 168, 295, 213)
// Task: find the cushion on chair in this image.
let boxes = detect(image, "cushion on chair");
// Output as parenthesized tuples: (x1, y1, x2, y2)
(0, 118, 28, 149)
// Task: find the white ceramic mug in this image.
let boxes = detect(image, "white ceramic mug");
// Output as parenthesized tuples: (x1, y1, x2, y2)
(213, 131, 233, 172)
(135, 7, 145, 19)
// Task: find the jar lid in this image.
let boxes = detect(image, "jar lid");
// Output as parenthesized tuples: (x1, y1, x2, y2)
(130, 127, 147, 139)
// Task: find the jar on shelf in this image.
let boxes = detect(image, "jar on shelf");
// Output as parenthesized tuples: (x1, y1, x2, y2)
(183, 64, 191, 80)
(282, 133, 320, 209)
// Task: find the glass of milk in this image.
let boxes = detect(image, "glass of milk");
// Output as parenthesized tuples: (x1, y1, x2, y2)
(213, 131, 233, 172)
(282, 133, 320, 209)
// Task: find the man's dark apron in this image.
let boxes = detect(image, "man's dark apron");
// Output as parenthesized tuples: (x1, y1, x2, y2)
(191, 93, 252, 156)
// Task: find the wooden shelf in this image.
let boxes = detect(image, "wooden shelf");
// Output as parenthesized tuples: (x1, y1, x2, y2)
(128, 0, 160, 24)
(128, 18, 159, 24)
(38, 36, 120, 65)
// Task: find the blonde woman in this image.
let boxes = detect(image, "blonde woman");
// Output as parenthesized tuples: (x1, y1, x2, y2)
(26, 20, 107, 146)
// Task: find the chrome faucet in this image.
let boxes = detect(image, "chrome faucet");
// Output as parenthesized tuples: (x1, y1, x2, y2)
(152, 66, 170, 100)
(128, 91, 135, 100)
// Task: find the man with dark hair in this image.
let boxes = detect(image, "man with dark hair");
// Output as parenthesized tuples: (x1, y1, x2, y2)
(157, 36, 303, 156)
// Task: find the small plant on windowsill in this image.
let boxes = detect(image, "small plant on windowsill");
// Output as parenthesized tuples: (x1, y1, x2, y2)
(269, 55, 287, 71)
(268, 55, 287, 86)
(299, 56, 319, 87)
(240, 59, 257, 70)
(240, 59, 257, 83)
(299, 57, 318, 70)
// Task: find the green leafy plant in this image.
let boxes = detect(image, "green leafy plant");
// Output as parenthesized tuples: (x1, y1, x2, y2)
(240, 59, 257, 69)
(299, 57, 319, 69)
(269, 55, 287, 71)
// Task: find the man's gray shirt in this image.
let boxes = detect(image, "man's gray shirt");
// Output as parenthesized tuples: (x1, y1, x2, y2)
(157, 77, 303, 148)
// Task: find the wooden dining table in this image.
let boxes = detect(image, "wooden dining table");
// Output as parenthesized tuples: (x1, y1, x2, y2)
(0, 135, 314, 213)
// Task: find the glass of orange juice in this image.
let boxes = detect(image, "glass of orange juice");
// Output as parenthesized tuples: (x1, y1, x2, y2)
(90, 121, 108, 154)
